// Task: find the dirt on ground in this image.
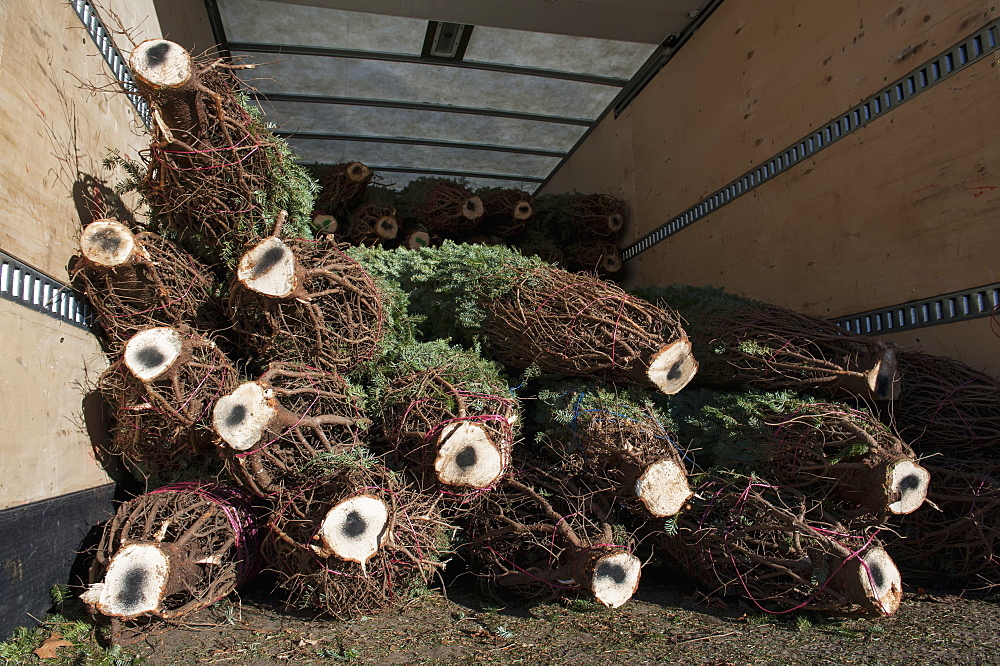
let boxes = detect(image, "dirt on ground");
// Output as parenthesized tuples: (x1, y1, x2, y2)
(124, 571, 1000, 666)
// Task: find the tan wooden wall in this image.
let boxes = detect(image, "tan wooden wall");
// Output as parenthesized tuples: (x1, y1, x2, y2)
(0, 0, 211, 509)
(542, 0, 1000, 376)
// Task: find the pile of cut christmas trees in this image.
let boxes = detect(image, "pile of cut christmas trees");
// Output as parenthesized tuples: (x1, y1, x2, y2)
(308, 156, 627, 279)
(69, 40, 1000, 645)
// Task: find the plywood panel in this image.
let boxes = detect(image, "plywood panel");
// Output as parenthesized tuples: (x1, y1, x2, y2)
(543, 107, 637, 200)
(875, 318, 1000, 378)
(629, 0, 995, 235)
(542, 0, 996, 248)
(0, 0, 209, 511)
(0, 302, 111, 510)
(633, 56, 1000, 323)
(0, 0, 160, 279)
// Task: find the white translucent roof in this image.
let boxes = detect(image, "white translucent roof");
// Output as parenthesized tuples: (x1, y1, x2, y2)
(216, 0, 705, 189)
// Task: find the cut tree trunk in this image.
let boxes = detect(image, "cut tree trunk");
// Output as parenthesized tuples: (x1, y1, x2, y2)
(379, 360, 517, 493)
(567, 193, 627, 240)
(632, 285, 902, 402)
(654, 474, 902, 616)
(486, 266, 698, 395)
(82, 483, 263, 644)
(464, 455, 642, 608)
(128, 40, 313, 267)
(101, 325, 239, 430)
(212, 363, 366, 495)
(538, 383, 692, 518)
(408, 179, 484, 234)
(566, 240, 623, 277)
(670, 391, 929, 516)
(315, 161, 373, 215)
(312, 214, 339, 237)
(889, 459, 1000, 585)
(228, 235, 387, 373)
(72, 220, 220, 350)
(478, 188, 533, 239)
(345, 203, 400, 246)
(263, 464, 450, 618)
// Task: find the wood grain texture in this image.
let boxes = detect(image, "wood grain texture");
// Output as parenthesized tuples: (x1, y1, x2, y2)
(632, 58, 1000, 317)
(542, 0, 999, 370)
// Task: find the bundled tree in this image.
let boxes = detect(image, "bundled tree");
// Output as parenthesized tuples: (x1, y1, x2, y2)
(98, 325, 238, 487)
(212, 362, 367, 496)
(475, 187, 533, 240)
(263, 455, 451, 618)
(72, 219, 220, 350)
(113, 39, 317, 266)
(631, 284, 900, 401)
(400, 225, 434, 251)
(518, 229, 566, 269)
(669, 389, 929, 516)
(888, 351, 1000, 455)
(352, 243, 698, 395)
(536, 382, 692, 518)
(81, 483, 264, 644)
(369, 340, 518, 493)
(102, 325, 239, 429)
(532, 192, 626, 246)
(565, 240, 623, 277)
(314, 161, 374, 217)
(464, 446, 642, 608)
(228, 229, 394, 374)
(654, 473, 903, 616)
(397, 178, 484, 235)
(343, 187, 401, 247)
(889, 458, 1000, 586)
(567, 193, 627, 240)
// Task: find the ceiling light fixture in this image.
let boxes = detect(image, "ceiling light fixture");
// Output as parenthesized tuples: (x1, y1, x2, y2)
(422, 20, 474, 60)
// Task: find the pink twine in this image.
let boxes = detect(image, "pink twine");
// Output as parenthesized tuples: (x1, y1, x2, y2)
(728, 529, 884, 615)
(149, 482, 263, 585)
(103, 256, 205, 320)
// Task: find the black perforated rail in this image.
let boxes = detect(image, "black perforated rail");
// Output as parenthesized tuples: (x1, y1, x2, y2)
(69, 0, 151, 128)
(833, 283, 1000, 336)
(0, 250, 92, 330)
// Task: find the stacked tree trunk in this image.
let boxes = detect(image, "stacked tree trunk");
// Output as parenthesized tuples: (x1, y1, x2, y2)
(67, 36, 1000, 645)
(308, 166, 629, 280)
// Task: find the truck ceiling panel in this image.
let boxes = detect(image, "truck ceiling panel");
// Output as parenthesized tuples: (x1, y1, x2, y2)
(221, 0, 654, 79)
(237, 53, 619, 119)
(219, 0, 426, 55)
(463, 27, 654, 80)
(254, 100, 587, 153)
(265, 0, 706, 43)
(286, 138, 562, 178)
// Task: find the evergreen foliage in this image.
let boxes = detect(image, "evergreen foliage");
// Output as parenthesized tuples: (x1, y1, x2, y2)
(103, 95, 317, 268)
(348, 242, 548, 342)
(536, 381, 675, 439)
(360, 338, 515, 424)
(666, 388, 887, 473)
